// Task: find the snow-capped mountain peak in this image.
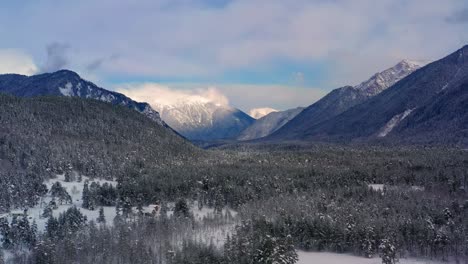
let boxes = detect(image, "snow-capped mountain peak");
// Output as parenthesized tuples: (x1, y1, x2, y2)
(354, 60, 421, 96)
(151, 100, 254, 141)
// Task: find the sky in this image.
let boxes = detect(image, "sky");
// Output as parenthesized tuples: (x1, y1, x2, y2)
(0, 0, 467, 112)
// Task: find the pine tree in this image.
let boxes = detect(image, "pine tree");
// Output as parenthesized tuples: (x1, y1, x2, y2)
(379, 238, 397, 264)
(30, 220, 38, 248)
(17, 211, 32, 247)
(82, 180, 90, 209)
(97, 207, 106, 224)
(0, 217, 12, 248)
(174, 199, 190, 218)
(46, 216, 60, 239)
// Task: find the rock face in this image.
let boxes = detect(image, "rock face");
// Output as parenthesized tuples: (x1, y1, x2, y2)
(0, 70, 164, 125)
(238, 107, 304, 141)
(267, 45, 468, 145)
(152, 101, 255, 141)
(267, 60, 420, 141)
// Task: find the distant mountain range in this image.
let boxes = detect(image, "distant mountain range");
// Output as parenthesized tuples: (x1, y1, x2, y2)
(242, 60, 420, 141)
(265, 45, 468, 145)
(152, 100, 255, 141)
(238, 107, 304, 141)
(0, 70, 164, 125)
(1, 45, 467, 146)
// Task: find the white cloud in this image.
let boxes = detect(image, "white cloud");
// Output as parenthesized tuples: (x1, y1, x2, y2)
(116, 83, 229, 108)
(1, 0, 467, 86)
(0, 49, 38, 75)
(116, 82, 327, 112)
(249, 107, 278, 119)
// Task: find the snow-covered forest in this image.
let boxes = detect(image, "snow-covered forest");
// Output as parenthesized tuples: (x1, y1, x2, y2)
(0, 146, 467, 263)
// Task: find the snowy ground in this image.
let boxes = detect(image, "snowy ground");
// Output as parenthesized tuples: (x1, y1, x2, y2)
(22, 174, 118, 232)
(297, 251, 460, 264)
(3, 174, 239, 246)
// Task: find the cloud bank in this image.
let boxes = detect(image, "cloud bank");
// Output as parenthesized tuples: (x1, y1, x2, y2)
(249, 108, 278, 119)
(116, 82, 326, 112)
(0, 0, 467, 86)
(117, 84, 230, 108)
(0, 49, 38, 75)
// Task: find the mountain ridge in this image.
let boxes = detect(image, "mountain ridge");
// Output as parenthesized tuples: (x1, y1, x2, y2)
(152, 100, 255, 141)
(267, 45, 468, 144)
(266, 60, 421, 141)
(0, 69, 164, 125)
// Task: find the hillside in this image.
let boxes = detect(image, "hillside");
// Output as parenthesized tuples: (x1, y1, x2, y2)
(0, 94, 198, 210)
(0, 70, 164, 125)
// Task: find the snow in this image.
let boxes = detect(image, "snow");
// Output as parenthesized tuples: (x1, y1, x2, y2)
(369, 184, 384, 191)
(2, 174, 118, 232)
(355, 60, 421, 96)
(99, 93, 116, 102)
(378, 109, 414, 137)
(368, 184, 425, 192)
(2, 173, 239, 251)
(297, 251, 458, 264)
(59, 82, 74, 97)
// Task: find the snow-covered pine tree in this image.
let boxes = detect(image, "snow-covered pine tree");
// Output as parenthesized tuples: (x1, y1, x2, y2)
(97, 207, 106, 224)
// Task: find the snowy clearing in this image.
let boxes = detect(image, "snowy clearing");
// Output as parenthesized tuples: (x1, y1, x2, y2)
(297, 251, 459, 264)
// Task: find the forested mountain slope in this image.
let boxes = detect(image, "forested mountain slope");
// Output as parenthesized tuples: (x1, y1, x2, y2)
(0, 94, 198, 211)
(0, 70, 164, 125)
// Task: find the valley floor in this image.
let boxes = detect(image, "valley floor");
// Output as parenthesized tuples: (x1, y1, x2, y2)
(297, 251, 461, 264)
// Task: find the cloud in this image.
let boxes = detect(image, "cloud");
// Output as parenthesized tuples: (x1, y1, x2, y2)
(0, 49, 38, 75)
(116, 84, 230, 108)
(116, 82, 327, 112)
(446, 8, 468, 23)
(40, 42, 70, 73)
(86, 54, 119, 72)
(1, 0, 467, 87)
(249, 107, 278, 119)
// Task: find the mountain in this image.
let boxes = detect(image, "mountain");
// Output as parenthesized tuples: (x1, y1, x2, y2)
(0, 94, 199, 209)
(354, 59, 421, 96)
(152, 101, 255, 141)
(267, 60, 420, 141)
(0, 70, 164, 125)
(238, 107, 304, 140)
(386, 75, 468, 145)
(268, 45, 468, 144)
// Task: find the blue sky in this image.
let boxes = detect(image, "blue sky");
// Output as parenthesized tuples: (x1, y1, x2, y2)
(0, 0, 467, 111)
